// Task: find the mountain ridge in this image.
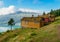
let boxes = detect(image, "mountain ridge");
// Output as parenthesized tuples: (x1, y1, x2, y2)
(0, 10, 40, 24)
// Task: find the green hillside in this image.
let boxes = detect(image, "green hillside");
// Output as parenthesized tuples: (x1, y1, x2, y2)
(0, 16, 60, 42)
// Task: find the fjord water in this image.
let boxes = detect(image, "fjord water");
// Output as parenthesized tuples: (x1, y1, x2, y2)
(0, 23, 21, 32)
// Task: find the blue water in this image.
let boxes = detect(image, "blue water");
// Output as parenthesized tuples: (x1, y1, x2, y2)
(0, 23, 21, 32)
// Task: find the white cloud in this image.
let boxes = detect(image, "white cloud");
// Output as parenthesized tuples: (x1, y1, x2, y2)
(0, 5, 15, 15)
(19, 8, 42, 13)
(0, 1, 4, 6)
(0, 27, 10, 32)
(0, 5, 43, 15)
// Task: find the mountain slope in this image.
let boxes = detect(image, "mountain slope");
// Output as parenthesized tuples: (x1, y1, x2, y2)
(0, 16, 60, 42)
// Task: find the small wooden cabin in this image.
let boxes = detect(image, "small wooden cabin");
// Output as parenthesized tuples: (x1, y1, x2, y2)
(41, 14, 55, 23)
(21, 16, 44, 28)
(42, 14, 50, 23)
(49, 15, 55, 22)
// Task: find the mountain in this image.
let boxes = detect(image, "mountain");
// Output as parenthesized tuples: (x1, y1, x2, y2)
(0, 16, 60, 42)
(0, 11, 40, 24)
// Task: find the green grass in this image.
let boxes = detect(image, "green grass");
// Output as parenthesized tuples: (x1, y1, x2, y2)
(0, 16, 60, 42)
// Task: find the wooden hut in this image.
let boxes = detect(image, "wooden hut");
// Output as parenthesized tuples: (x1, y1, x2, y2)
(49, 14, 55, 22)
(21, 16, 44, 28)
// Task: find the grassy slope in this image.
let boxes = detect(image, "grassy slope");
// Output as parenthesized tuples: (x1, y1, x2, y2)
(0, 16, 60, 42)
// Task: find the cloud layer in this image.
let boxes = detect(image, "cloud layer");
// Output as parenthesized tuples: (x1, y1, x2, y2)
(0, 5, 15, 15)
(0, 5, 42, 15)
(19, 8, 41, 13)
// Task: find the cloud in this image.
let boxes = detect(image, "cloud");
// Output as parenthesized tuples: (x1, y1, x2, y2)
(19, 8, 42, 13)
(0, 5, 15, 15)
(0, 27, 10, 32)
(0, 1, 4, 6)
(0, 5, 42, 15)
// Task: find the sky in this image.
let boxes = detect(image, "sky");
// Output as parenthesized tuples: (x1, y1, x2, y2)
(0, 0, 60, 15)
(0, 0, 60, 32)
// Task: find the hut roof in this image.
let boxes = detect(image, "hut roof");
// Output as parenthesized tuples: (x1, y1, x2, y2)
(21, 14, 55, 22)
(21, 17, 42, 22)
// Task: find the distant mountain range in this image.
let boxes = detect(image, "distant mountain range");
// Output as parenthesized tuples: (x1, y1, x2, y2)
(0, 11, 40, 24)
